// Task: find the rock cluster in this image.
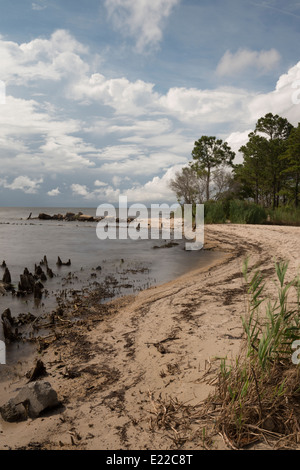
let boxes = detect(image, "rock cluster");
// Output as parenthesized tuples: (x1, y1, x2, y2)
(38, 212, 101, 222)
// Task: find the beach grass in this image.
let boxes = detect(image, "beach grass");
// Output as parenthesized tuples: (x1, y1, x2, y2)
(207, 259, 300, 449)
(267, 207, 300, 226)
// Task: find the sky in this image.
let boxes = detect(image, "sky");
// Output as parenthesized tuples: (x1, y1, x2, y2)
(0, 0, 299, 207)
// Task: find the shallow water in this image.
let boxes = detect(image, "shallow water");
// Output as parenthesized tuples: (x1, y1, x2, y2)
(0, 207, 224, 343)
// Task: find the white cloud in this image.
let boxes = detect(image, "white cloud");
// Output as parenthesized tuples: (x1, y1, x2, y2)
(105, 0, 180, 52)
(99, 151, 187, 176)
(124, 164, 184, 202)
(71, 182, 120, 201)
(70, 165, 183, 203)
(47, 187, 60, 196)
(0, 95, 98, 175)
(217, 48, 281, 76)
(0, 30, 89, 85)
(0, 176, 43, 194)
(71, 73, 158, 116)
(248, 61, 300, 125)
(94, 180, 108, 187)
(71, 183, 90, 197)
(225, 130, 253, 164)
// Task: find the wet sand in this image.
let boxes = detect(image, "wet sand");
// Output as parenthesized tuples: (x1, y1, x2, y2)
(0, 223, 299, 450)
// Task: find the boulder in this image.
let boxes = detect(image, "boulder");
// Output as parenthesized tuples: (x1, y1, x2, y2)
(38, 213, 53, 220)
(77, 214, 94, 222)
(64, 212, 76, 221)
(0, 401, 28, 423)
(0, 381, 60, 422)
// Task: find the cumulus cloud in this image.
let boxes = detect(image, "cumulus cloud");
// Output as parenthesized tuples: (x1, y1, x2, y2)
(158, 86, 253, 126)
(105, 0, 180, 52)
(47, 187, 60, 196)
(216, 48, 281, 76)
(94, 180, 108, 187)
(71, 182, 120, 201)
(70, 73, 158, 116)
(70, 165, 183, 203)
(0, 176, 43, 194)
(225, 130, 253, 164)
(248, 61, 300, 124)
(124, 164, 184, 202)
(0, 30, 88, 85)
(0, 95, 97, 176)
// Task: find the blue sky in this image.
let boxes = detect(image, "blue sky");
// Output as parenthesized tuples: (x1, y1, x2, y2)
(0, 0, 299, 207)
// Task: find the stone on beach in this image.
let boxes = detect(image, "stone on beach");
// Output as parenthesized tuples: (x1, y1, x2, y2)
(0, 380, 60, 422)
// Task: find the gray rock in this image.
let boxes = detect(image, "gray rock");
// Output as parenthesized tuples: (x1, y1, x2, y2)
(38, 213, 53, 220)
(0, 380, 60, 422)
(0, 400, 28, 423)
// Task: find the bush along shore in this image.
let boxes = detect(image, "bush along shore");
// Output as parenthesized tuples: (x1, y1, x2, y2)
(203, 200, 300, 226)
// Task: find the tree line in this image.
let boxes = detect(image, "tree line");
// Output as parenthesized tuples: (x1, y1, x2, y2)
(169, 113, 300, 210)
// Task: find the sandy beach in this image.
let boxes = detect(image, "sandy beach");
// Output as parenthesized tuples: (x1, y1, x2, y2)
(0, 223, 299, 450)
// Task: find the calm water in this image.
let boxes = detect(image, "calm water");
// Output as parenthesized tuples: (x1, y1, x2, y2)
(0, 207, 224, 342)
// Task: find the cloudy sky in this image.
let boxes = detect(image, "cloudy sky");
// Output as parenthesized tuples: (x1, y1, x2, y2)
(0, 0, 299, 207)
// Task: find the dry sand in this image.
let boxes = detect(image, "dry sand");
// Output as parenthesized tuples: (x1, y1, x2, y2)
(0, 223, 299, 450)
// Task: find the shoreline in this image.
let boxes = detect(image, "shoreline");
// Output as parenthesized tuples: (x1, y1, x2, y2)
(0, 223, 299, 450)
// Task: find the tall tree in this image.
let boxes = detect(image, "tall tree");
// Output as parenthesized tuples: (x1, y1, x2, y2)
(190, 136, 235, 201)
(254, 113, 293, 208)
(237, 133, 270, 205)
(255, 113, 293, 141)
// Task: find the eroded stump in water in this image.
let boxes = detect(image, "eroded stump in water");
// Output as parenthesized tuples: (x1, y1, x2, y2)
(1, 308, 19, 342)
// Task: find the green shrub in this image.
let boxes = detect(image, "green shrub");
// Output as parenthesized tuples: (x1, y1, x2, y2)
(267, 207, 300, 226)
(204, 201, 226, 224)
(229, 200, 267, 224)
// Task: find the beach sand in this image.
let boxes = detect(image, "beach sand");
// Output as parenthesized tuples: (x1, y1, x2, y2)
(0, 223, 299, 450)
